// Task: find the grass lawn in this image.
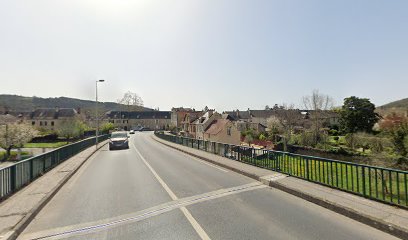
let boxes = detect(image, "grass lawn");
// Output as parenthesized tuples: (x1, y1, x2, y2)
(238, 153, 408, 206)
(23, 142, 69, 148)
(0, 151, 32, 161)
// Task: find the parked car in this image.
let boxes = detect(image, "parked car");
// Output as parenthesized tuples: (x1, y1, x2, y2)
(139, 127, 152, 131)
(109, 131, 129, 150)
(129, 130, 135, 134)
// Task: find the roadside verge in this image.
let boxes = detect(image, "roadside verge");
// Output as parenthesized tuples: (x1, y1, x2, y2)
(0, 141, 108, 240)
(152, 135, 408, 239)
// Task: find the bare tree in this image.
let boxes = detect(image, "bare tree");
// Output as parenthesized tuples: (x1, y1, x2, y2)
(267, 104, 301, 151)
(117, 91, 144, 112)
(267, 116, 283, 142)
(302, 90, 334, 145)
(0, 123, 38, 161)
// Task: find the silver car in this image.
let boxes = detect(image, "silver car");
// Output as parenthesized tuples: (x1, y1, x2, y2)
(109, 131, 129, 150)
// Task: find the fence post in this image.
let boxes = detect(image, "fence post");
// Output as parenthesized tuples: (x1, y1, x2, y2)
(30, 159, 34, 180)
(362, 166, 366, 196)
(305, 157, 309, 180)
(10, 165, 16, 192)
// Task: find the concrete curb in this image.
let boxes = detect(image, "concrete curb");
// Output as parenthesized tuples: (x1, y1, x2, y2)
(6, 142, 108, 240)
(153, 136, 408, 240)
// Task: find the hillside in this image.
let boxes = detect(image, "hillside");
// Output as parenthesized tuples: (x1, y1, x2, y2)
(380, 98, 408, 109)
(0, 94, 153, 114)
(377, 98, 408, 116)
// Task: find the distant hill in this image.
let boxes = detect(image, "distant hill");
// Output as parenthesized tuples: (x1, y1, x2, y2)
(377, 98, 408, 115)
(0, 95, 153, 115)
(381, 98, 408, 109)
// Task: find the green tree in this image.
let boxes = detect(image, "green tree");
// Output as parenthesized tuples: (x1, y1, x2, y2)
(101, 122, 115, 133)
(57, 120, 87, 139)
(390, 122, 408, 157)
(340, 96, 380, 133)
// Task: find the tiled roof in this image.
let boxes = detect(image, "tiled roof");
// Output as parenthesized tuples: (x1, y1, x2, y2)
(205, 119, 230, 135)
(106, 111, 171, 119)
(224, 111, 251, 120)
(30, 108, 78, 119)
(192, 111, 214, 125)
(0, 114, 17, 124)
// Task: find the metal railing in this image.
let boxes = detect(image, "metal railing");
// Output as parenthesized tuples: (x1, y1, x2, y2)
(0, 135, 109, 201)
(155, 132, 408, 208)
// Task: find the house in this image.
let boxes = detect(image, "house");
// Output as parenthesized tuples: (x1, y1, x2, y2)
(105, 111, 171, 130)
(204, 119, 241, 145)
(27, 108, 82, 131)
(235, 121, 266, 134)
(301, 110, 340, 127)
(0, 114, 18, 125)
(171, 107, 198, 131)
(191, 110, 221, 140)
(224, 109, 251, 122)
(180, 111, 204, 137)
(225, 109, 290, 133)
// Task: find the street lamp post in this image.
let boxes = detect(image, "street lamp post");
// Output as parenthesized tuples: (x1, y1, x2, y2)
(95, 79, 105, 146)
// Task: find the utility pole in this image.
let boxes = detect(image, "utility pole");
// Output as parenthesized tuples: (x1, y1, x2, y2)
(95, 80, 105, 146)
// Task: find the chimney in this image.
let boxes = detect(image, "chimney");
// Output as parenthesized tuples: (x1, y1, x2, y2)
(55, 106, 60, 112)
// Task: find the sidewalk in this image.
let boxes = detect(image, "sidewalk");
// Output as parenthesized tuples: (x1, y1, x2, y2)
(153, 135, 408, 239)
(0, 141, 108, 240)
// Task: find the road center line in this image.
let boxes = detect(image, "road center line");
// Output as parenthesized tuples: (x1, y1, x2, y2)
(132, 141, 212, 240)
(20, 182, 264, 240)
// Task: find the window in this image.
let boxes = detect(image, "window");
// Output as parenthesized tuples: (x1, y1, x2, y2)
(40, 121, 43, 126)
(51, 121, 54, 126)
(32, 121, 35, 125)
(227, 127, 232, 136)
(44, 121, 48, 126)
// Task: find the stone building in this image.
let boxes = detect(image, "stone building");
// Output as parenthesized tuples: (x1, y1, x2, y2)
(105, 111, 171, 131)
(204, 119, 241, 145)
(26, 108, 82, 131)
(190, 110, 221, 140)
(171, 107, 196, 130)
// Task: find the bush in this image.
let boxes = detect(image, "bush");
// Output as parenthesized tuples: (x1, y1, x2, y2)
(345, 133, 356, 149)
(299, 132, 316, 147)
(259, 133, 267, 141)
(333, 136, 339, 141)
(329, 129, 339, 136)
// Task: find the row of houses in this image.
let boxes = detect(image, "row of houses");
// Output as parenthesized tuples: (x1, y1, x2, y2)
(170, 107, 341, 145)
(0, 108, 172, 132)
(1, 106, 340, 146)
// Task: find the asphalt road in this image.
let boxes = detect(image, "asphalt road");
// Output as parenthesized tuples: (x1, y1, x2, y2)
(18, 132, 399, 240)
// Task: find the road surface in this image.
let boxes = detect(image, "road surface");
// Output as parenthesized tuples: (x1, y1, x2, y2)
(18, 132, 399, 240)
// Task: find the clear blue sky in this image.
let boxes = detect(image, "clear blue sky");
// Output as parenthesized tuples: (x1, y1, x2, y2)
(0, 0, 407, 111)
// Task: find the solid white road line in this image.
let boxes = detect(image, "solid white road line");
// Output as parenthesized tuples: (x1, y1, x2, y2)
(132, 142, 212, 240)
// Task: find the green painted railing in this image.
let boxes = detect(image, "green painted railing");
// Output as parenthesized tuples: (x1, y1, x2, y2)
(0, 135, 109, 201)
(155, 132, 408, 208)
